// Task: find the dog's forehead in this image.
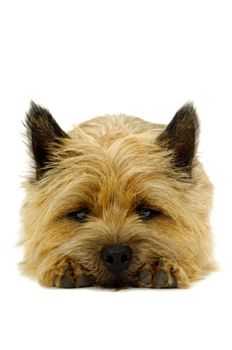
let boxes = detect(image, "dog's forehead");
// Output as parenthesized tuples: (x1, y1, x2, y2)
(42, 130, 187, 213)
(62, 131, 165, 172)
(59, 138, 163, 192)
(49, 146, 176, 210)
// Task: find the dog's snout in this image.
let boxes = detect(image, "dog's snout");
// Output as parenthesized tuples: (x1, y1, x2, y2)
(101, 245, 132, 272)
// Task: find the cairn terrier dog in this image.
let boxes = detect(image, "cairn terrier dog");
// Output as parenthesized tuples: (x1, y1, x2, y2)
(20, 102, 215, 289)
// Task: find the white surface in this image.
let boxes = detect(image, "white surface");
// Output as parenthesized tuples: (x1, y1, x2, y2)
(0, 1, 231, 349)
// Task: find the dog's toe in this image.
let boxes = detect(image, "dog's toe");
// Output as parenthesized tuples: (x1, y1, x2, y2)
(138, 270, 153, 284)
(76, 274, 93, 287)
(60, 275, 76, 288)
(152, 258, 177, 288)
(153, 270, 169, 287)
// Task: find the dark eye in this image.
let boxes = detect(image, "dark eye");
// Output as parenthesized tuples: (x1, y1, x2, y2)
(68, 208, 89, 223)
(136, 207, 161, 221)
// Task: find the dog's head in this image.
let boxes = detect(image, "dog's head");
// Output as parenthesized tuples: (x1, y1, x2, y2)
(21, 102, 212, 288)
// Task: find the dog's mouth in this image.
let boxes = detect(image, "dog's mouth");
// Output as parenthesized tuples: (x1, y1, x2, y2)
(91, 265, 143, 289)
(99, 272, 137, 289)
(101, 280, 127, 289)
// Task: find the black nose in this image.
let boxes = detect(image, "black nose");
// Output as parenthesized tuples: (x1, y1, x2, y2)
(101, 245, 132, 272)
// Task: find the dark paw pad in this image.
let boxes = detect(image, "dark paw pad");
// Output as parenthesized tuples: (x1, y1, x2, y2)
(76, 275, 93, 288)
(153, 270, 169, 288)
(138, 270, 152, 284)
(60, 276, 76, 288)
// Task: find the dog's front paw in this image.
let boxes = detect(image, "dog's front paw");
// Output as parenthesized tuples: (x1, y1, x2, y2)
(59, 261, 95, 288)
(40, 259, 95, 288)
(137, 257, 188, 288)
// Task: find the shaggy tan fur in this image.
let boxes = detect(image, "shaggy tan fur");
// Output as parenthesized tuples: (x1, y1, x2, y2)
(20, 102, 216, 288)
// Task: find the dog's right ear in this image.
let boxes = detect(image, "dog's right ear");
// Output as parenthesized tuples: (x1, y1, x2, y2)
(25, 101, 69, 180)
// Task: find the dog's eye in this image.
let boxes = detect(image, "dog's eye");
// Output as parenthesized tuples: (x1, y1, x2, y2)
(136, 207, 161, 221)
(68, 209, 89, 222)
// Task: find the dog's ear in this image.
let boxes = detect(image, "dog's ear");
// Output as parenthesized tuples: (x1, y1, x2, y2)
(157, 103, 199, 172)
(25, 101, 69, 180)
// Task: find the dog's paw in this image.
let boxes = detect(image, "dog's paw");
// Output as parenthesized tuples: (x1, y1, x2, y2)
(59, 260, 95, 288)
(137, 257, 188, 288)
(41, 259, 95, 288)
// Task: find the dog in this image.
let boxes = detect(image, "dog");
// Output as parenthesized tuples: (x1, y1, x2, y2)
(19, 102, 216, 288)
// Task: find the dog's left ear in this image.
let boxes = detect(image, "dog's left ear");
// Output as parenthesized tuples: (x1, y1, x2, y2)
(25, 101, 69, 180)
(157, 103, 199, 171)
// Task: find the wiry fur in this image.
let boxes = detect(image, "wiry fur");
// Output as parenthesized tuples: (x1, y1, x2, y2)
(20, 102, 216, 289)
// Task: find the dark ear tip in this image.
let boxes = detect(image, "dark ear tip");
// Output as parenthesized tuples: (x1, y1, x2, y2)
(28, 100, 40, 115)
(176, 101, 196, 115)
(28, 100, 39, 117)
(25, 101, 69, 140)
(25, 102, 56, 136)
(181, 101, 195, 111)
(30, 100, 37, 109)
(27, 101, 52, 121)
(174, 101, 200, 135)
(176, 101, 199, 121)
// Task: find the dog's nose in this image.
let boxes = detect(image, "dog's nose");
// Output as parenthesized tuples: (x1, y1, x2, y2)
(101, 245, 132, 272)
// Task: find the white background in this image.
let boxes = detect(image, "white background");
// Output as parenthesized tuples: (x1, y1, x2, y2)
(0, 0, 231, 349)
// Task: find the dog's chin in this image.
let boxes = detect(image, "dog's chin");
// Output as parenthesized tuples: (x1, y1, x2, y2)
(100, 279, 132, 289)
(98, 271, 137, 289)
